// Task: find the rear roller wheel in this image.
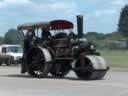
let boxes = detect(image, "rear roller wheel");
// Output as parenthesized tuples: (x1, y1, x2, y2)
(74, 56, 108, 80)
(27, 47, 52, 78)
(50, 61, 71, 78)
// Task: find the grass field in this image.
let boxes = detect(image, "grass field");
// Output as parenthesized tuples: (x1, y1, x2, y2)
(100, 49, 128, 68)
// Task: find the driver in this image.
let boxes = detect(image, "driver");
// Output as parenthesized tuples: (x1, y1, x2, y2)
(24, 29, 36, 52)
(41, 29, 51, 41)
(21, 29, 36, 73)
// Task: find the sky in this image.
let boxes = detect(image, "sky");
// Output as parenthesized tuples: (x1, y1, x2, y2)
(0, 0, 128, 36)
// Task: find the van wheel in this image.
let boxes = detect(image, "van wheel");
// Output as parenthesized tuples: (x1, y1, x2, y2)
(0, 62, 2, 66)
(6, 59, 12, 66)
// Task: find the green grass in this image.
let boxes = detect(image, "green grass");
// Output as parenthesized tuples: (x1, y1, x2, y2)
(100, 49, 128, 68)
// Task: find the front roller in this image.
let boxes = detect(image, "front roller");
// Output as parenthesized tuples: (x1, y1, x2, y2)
(26, 47, 52, 78)
(74, 55, 109, 80)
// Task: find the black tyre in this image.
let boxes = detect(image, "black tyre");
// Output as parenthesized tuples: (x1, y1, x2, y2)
(27, 48, 52, 78)
(6, 59, 12, 66)
(0, 62, 2, 66)
(50, 61, 71, 78)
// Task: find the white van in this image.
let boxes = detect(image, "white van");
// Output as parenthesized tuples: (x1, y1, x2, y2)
(0, 45, 23, 65)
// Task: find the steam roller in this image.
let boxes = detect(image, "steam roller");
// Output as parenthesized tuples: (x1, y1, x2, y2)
(17, 15, 109, 80)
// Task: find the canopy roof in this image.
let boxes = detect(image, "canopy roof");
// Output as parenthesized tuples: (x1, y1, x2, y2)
(18, 20, 73, 31)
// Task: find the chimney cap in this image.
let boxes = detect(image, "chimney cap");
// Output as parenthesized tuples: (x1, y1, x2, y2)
(77, 15, 83, 18)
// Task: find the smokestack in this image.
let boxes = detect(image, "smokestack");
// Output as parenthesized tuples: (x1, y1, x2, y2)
(77, 15, 83, 38)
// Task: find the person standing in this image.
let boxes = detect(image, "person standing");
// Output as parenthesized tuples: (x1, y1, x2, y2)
(21, 29, 36, 73)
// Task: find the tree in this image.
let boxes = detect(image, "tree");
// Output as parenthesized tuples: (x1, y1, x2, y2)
(105, 32, 124, 40)
(4, 28, 24, 44)
(0, 37, 4, 44)
(85, 32, 105, 40)
(118, 5, 128, 37)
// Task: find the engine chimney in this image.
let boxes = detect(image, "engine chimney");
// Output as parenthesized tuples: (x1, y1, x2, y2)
(77, 15, 83, 38)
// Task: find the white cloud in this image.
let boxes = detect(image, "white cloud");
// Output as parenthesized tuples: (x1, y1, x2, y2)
(112, 0, 128, 6)
(4, 0, 31, 4)
(93, 9, 117, 18)
(0, 0, 79, 18)
(0, 0, 32, 8)
(35, 1, 77, 14)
